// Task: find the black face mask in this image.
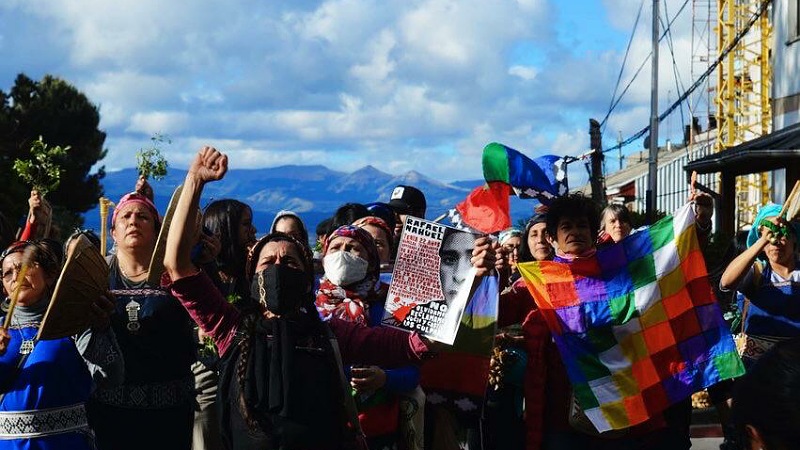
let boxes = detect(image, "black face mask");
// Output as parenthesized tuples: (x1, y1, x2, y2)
(250, 264, 309, 316)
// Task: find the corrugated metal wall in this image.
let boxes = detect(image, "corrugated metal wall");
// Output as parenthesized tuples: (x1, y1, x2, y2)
(630, 141, 718, 217)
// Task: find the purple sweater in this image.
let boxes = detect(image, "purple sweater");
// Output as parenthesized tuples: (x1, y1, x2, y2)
(167, 270, 431, 366)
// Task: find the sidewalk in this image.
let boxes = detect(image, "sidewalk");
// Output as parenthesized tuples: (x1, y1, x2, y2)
(690, 407, 723, 450)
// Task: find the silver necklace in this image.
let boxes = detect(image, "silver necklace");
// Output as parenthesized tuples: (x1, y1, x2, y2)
(10, 316, 38, 355)
(120, 265, 148, 279)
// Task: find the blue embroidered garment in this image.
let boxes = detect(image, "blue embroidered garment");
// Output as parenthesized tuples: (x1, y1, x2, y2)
(0, 302, 94, 450)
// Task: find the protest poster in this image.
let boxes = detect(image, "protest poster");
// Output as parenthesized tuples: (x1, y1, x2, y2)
(382, 216, 479, 345)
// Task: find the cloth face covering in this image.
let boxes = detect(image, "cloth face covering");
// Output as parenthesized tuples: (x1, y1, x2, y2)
(250, 264, 308, 315)
(322, 251, 369, 286)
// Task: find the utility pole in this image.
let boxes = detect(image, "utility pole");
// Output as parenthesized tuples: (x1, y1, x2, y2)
(647, 0, 660, 223)
(618, 130, 624, 171)
(589, 119, 606, 206)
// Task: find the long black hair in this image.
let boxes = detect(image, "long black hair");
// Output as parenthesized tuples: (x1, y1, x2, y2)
(236, 231, 319, 432)
(203, 199, 253, 279)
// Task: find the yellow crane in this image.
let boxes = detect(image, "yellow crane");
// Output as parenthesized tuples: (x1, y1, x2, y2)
(714, 0, 772, 228)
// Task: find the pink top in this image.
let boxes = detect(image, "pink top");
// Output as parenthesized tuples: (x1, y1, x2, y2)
(166, 270, 432, 366)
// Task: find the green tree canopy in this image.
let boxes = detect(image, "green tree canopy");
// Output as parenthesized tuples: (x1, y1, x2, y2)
(0, 74, 107, 241)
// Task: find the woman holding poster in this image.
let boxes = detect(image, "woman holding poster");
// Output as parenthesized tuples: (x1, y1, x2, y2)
(316, 224, 421, 450)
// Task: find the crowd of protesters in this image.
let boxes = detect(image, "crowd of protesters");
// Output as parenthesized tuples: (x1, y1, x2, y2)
(1, 146, 799, 450)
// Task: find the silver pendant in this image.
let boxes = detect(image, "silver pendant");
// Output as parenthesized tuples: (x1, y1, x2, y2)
(126, 300, 141, 332)
(19, 339, 34, 355)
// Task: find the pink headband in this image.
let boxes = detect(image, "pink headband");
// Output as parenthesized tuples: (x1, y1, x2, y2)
(111, 192, 161, 227)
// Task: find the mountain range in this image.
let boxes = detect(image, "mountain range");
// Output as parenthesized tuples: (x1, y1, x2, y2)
(81, 165, 540, 238)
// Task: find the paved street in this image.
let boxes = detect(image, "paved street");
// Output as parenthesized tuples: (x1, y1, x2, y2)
(692, 438, 722, 450)
(691, 437, 723, 450)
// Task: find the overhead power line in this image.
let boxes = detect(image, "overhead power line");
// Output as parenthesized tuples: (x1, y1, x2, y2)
(603, 0, 773, 155)
(600, 0, 691, 130)
(602, 0, 645, 131)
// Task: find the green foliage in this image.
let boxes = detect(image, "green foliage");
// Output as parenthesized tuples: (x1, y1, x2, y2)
(0, 73, 107, 235)
(629, 209, 667, 228)
(198, 335, 218, 359)
(12, 137, 69, 196)
(136, 133, 170, 180)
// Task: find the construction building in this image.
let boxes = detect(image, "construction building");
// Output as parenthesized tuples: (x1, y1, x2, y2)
(686, 0, 800, 236)
(585, 1, 800, 237)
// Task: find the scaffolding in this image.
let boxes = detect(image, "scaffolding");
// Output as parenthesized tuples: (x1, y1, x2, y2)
(690, 0, 718, 137)
(715, 0, 772, 228)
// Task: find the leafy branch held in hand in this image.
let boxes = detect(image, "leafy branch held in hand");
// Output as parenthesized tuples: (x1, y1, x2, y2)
(136, 133, 170, 180)
(13, 136, 69, 196)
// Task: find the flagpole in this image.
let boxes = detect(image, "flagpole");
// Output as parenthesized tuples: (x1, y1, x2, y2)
(647, 0, 660, 223)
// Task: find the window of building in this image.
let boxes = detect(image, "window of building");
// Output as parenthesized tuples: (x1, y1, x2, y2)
(790, 0, 800, 43)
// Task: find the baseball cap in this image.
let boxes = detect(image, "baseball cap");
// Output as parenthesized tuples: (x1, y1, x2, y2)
(387, 185, 426, 217)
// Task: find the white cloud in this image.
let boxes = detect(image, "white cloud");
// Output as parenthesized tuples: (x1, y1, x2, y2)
(127, 111, 190, 135)
(509, 65, 538, 81)
(0, 0, 697, 183)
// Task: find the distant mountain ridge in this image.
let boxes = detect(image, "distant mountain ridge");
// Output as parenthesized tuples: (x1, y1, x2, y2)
(81, 165, 538, 237)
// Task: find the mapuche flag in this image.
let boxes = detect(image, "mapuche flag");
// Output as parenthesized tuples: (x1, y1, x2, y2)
(517, 204, 744, 432)
(482, 142, 567, 204)
(452, 142, 568, 233)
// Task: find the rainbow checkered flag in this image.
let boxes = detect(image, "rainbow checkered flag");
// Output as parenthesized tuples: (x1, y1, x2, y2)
(420, 274, 499, 422)
(517, 204, 744, 432)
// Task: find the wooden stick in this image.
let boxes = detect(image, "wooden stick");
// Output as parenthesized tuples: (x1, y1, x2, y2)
(777, 180, 800, 220)
(3, 246, 36, 330)
(99, 197, 115, 258)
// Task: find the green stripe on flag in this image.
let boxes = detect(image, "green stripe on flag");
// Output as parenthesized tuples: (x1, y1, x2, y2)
(648, 215, 675, 251)
(629, 255, 656, 289)
(712, 351, 746, 379)
(587, 327, 618, 353)
(482, 142, 511, 183)
(573, 382, 600, 409)
(577, 353, 613, 380)
(609, 293, 638, 324)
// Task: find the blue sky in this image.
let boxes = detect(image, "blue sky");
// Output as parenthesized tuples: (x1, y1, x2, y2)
(0, 0, 697, 185)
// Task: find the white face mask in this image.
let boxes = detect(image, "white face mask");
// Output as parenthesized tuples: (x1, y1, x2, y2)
(323, 251, 369, 286)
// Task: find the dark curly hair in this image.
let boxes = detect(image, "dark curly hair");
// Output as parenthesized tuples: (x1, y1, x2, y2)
(545, 194, 601, 243)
